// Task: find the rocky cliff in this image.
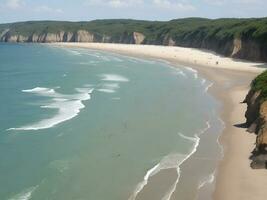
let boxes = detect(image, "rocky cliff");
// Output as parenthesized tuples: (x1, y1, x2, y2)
(231, 39, 267, 62)
(0, 18, 267, 62)
(0, 29, 145, 44)
(244, 72, 267, 169)
(2, 28, 260, 61)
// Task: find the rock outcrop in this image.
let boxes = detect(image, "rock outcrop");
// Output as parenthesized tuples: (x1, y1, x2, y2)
(163, 35, 176, 46)
(244, 89, 267, 169)
(231, 38, 264, 62)
(231, 38, 242, 56)
(133, 32, 145, 44)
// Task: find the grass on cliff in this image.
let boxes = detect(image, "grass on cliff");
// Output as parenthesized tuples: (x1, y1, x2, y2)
(1, 18, 267, 44)
(252, 70, 267, 99)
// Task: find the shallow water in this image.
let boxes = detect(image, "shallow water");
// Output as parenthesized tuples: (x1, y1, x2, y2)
(0, 44, 223, 200)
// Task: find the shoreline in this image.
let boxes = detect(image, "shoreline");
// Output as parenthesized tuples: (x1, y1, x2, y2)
(53, 43, 267, 199)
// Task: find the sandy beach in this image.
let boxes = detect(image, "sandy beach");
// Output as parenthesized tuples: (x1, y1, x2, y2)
(54, 42, 267, 200)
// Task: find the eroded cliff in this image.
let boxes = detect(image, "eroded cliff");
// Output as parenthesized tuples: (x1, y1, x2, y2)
(0, 18, 267, 62)
(0, 29, 146, 44)
(244, 71, 267, 169)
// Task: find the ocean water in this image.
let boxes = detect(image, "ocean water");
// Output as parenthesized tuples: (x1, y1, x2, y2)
(0, 44, 223, 200)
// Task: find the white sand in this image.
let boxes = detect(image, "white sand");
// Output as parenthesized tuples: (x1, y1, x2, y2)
(55, 43, 266, 73)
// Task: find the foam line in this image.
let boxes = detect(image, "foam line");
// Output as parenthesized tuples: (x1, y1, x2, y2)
(162, 134, 200, 200)
(184, 67, 198, 79)
(162, 121, 211, 200)
(128, 164, 160, 200)
(8, 87, 93, 131)
(9, 186, 38, 200)
(129, 121, 212, 200)
(198, 172, 215, 189)
(184, 67, 197, 73)
(99, 74, 129, 82)
(205, 83, 214, 93)
(97, 83, 120, 93)
(66, 49, 82, 56)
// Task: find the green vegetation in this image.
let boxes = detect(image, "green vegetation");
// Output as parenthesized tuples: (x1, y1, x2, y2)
(1, 17, 267, 61)
(1, 18, 267, 43)
(252, 70, 267, 100)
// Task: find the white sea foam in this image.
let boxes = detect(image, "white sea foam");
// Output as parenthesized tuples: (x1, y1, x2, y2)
(22, 87, 55, 94)
(177, 70, 186, 77)
(161, 134, 200, 200)
(201, 79, 206, 85)
(100, 74, 129, 82)
(129, 133, 204, 200)
(217, 116, 225, 158)
(128, 154, 186, 200)
(8, 87, 93, 131)
(201, 121, 211, 134)
(161, 170, 180, 200)
(185, 67, 197, 73)
(162, 121, 211, 200)
(97, 83, 120, 93)
(184, 67, 198, 79)
(79, 61, 98, 65)
(205, 83, 214, 93)
(85, 53, 115, 62)
(171, 68, 186, 77)
(85, 52, 101, 58)
(198, 172, 215, 189)
(128, 164, 160, 200)
(112, 57, 123, 62)
(66, 49, 82, 56)
(129, 121, 212, 200)
(9, 186, 38, 200)
(97, 89, 116, 93)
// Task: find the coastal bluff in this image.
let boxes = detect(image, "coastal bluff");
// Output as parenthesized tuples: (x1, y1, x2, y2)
(0, 29, 145, 44)
(0, 18, 267, 62)
(244, 71, 267, 169)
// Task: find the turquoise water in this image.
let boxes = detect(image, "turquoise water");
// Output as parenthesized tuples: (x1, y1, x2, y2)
(0, 44, 223, 200)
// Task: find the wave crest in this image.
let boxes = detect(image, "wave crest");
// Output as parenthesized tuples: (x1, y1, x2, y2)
(8, 86, 93, 131)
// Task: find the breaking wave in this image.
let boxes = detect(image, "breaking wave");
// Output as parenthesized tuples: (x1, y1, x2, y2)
(99, 74, 129, 82)
(129, 121, 211, 200)
(8, 86, 93, 131)
(8, 186, 38, 200)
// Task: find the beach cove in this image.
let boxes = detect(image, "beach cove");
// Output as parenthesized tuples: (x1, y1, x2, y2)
(55, 43, 267, 200)
(0, 43, 222, 200)
(1, 42, 267, 199)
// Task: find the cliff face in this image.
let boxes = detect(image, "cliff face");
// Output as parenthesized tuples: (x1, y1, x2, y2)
(0, 30, 94, 43)
(0, 30, 146, 45)
(244, 89, 267, 169)
(231, 38, 266, 62)
(73, 30, 94, 42)
(0, 18, 267, 62)
(133, 32, 145, 44)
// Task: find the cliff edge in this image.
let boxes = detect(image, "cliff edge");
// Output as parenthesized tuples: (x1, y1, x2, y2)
(0, 18, 267, 62)
(244, 71, 267, 169)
